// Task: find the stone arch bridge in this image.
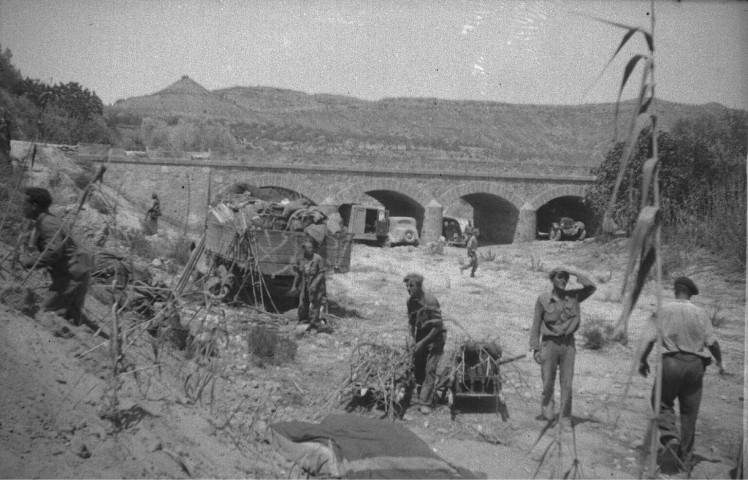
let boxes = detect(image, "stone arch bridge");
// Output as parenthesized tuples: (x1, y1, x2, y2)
(78, 147, 596, 244)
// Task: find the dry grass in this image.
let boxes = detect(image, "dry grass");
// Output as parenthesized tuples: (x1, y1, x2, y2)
(580, 316, 615, 350)
(246, 325, 298, 366)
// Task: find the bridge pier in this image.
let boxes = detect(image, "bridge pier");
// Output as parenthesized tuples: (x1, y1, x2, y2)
(422, 200, 443, 245)
(515, 204, 537, 242)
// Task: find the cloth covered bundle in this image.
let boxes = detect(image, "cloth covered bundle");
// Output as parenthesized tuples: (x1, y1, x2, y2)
(269, 414, 485, 479)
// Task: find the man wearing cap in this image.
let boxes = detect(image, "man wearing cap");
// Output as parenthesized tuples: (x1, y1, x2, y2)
(638, 276, 725, 471)
(404, 273, 446, 414)
(530, 266, 597, 422)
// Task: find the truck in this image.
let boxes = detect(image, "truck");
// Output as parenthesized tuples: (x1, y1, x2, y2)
(203, 195, 354, 309)
(338, 203, 390, 246)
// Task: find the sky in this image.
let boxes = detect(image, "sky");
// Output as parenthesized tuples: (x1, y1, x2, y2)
(0, 0, 746, 109)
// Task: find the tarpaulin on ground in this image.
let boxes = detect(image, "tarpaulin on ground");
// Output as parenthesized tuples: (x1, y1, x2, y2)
(269, 414, 485, 479)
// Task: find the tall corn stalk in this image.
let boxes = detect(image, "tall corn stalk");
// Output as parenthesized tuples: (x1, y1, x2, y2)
(585, 1, 664, 477)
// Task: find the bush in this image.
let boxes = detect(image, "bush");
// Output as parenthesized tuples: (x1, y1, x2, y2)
(112, 227, 158, 259)
(246, 326, 297, 366)
(72, 171, 91, 190)
(0, 163, 25, 243)
(581, 317, 615, 350)
(166, 237, 192, 266)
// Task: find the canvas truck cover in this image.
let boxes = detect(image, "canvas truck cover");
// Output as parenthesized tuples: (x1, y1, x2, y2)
(205, 203, 353, 277)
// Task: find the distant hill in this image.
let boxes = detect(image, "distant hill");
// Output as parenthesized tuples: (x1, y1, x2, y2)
(107, 77, 736, 166)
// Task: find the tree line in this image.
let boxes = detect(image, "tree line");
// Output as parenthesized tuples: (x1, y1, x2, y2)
(585, 110, 747, 268)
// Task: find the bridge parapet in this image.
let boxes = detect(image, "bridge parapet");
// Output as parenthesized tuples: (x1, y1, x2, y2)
(75, 143, 595, 178)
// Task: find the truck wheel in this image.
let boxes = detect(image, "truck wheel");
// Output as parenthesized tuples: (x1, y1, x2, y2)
(405, 231, 415, 243)
(383, 237, 392, 248)
(577, 229, 587, 241)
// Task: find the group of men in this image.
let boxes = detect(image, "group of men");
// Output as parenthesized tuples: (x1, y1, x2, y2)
(16, 185, 728, 474)
(399, 264, 725, 473)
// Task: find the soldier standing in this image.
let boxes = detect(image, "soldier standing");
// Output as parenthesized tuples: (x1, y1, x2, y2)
(144, 192, 161, 235)
(290, 240, 326, 329)
(404, 273, 446, 414)
(460, 228, 479, 277)
(530, 266, 596, 423)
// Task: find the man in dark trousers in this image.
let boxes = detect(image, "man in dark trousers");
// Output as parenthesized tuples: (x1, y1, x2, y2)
(459, 228, 479, 277)
(404, 273, 446, 414)
(144, 192, 161, 235)
(290, 240, 326, 329)
(530, 266, 597, 423)
(638, 276, 725, 472)
(21, 187, 93, 328)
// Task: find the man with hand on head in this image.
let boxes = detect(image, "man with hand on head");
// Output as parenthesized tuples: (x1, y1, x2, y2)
(530, 266, 597, 423)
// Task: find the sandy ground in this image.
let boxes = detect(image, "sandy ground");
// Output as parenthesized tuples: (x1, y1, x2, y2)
(0, 145, 744, 478)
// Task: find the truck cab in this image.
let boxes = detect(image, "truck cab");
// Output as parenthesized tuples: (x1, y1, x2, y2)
(338, 203, 389, 245)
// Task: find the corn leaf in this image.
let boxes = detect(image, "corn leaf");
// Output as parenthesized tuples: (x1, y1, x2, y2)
(629, 245, 656, 316)
(614, 206, 660, 341)
(640, 157, 659, 211)
(577, 13, 653, 51)
(582, 28, 638, 100)
(614, 55, 650, 134)
(638, 96, 653, 115)
(604, 61, 652, 227)
(620, 206, 660, 297)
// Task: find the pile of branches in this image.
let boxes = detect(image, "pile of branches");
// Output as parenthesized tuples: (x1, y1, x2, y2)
(342, 342, 414, 418)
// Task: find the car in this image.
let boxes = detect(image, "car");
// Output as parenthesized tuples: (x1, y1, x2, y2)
(385, 216, 420, 247)
(548, 217, 587, 241)
(442, 217, 470, 247)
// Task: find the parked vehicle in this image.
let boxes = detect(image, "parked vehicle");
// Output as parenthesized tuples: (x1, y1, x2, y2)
(386, 216, 420, 247)
(442, 217, 470, 247)
(204, 196, 353, 308)
(540, 217, 587, 241)
(338, 203, 389, 245)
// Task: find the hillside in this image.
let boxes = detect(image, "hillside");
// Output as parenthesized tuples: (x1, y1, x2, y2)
(106, 77, 736, 165)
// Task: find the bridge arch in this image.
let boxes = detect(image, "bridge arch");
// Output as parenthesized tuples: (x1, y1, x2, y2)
(211, 173, 324, 205)
(527, 184, 594, 239)
(326, 179, 435, 234)
(438, 182, 525, 245)
(438, 182, 524, 212)
(526, 184, 588, 211)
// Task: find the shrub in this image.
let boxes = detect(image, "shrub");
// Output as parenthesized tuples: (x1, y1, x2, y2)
(113, 227, 158, 260)
(530, 255, 545, 272)
(246, 326, 297, 366)
(166, 237, 192, 266)
(581, 317, 615, 350)
(72, 171, 91, 190)
(709, 306, 729, 328)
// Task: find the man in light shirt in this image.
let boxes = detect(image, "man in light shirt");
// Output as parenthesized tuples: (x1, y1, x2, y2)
(638, 276, 725, 472)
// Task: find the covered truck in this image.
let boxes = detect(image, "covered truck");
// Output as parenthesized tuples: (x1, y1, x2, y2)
(203, 185, 353, 307)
